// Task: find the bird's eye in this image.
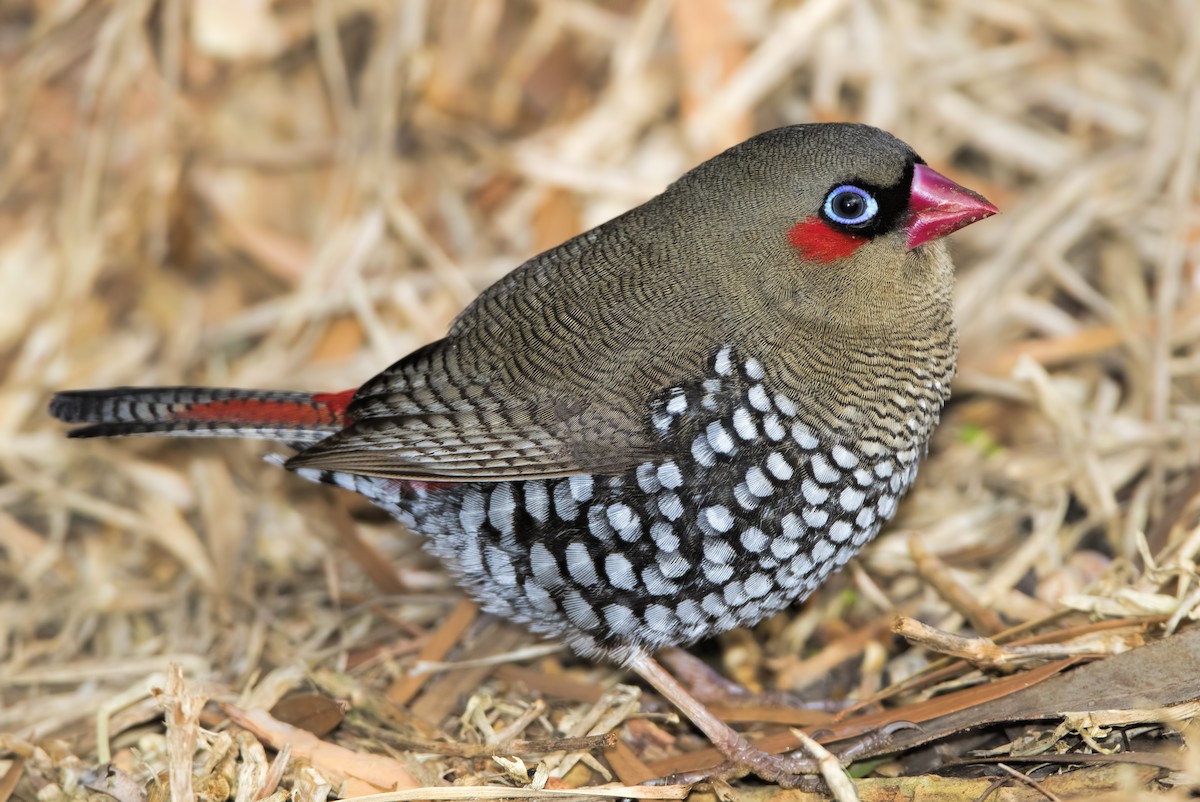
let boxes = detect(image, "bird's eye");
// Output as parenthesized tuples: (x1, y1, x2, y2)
(823, 185, 878, 226)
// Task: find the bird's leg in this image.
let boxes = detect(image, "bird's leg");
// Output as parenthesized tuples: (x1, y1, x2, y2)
(627, 649, 835, 788)
(659, 647, 848, 713)
(658, 647, 755, 702)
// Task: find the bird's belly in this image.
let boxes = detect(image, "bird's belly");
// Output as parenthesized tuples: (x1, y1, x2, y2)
(344, 438, 922, 662)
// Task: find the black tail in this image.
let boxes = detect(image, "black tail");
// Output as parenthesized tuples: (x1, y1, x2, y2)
(50, 386, 351, 443)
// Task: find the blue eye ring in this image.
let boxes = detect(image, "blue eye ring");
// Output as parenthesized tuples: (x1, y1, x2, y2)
(823, 185, 878, 226)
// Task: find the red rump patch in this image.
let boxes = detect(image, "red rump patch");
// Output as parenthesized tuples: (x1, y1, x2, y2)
(175, 388, 359, 427)
(312, 388, 358, 423)
(787, 216, 868, 263)
(177, 398, 333, 426)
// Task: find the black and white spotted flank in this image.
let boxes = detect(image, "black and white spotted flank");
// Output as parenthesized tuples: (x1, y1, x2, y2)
(292, 341, 952, 662)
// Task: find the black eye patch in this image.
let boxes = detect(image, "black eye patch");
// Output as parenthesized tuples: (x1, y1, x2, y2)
(818, 157, 919, 237)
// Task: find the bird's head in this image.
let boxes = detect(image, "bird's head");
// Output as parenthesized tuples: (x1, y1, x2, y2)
(662, 123, 997, 337)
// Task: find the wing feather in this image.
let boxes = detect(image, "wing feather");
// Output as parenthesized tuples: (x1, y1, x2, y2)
(284, 405, 601, 480)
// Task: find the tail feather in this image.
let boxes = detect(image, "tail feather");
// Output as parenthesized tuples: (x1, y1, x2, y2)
(49, 386, 354, 443)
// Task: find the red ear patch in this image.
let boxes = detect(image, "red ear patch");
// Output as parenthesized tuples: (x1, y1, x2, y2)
(787, 216, 868, 263)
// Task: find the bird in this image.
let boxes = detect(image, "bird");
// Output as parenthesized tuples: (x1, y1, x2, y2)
(51, 123, 996, 785)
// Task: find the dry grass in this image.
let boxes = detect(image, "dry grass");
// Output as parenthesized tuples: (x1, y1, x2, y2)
(2, 1, 1199, 800)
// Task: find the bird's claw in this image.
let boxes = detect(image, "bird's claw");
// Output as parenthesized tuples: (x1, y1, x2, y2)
(662, 722, 924, 788)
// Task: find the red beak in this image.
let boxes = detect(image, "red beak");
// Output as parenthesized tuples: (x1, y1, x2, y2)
(905, 164, 998, 250)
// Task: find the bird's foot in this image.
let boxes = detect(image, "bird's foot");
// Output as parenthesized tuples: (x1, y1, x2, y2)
(662, 735, 829, 789)
(662, 715, 920, 789)
(717, 739, 826, 788)
(628, 650, 918, 789)
(809, 718, 922, 760)
(725, 720, 921, 787)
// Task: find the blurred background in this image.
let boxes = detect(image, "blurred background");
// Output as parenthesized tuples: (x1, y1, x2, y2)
(2, 0, 1199, 796)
